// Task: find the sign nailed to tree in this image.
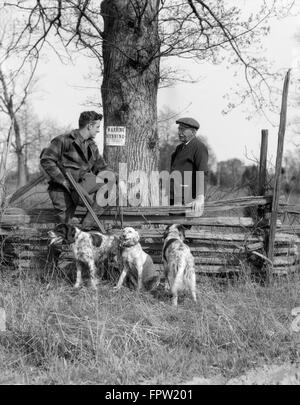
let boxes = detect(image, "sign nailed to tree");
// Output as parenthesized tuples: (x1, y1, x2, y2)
(106, 126, 126, 146)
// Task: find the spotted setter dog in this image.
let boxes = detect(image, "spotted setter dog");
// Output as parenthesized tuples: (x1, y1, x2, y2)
(49, 224, 120, 289)
(162, 224, 197, 306)
(114, 227, 158, 292)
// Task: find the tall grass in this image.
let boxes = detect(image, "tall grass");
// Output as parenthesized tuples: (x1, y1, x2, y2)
(1, 266, 300, 385)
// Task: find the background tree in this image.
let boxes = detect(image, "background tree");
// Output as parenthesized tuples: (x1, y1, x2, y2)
(218, 158, 244, 189)
(16, 105, 72, 176)
(0, 11, 38, 187)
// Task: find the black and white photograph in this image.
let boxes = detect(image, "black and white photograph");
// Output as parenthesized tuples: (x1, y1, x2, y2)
(0, 0, 300, 388)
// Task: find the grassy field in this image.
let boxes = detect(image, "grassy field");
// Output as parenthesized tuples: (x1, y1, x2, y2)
(1, 184, 300, 384)
(0, 266, 300, 385)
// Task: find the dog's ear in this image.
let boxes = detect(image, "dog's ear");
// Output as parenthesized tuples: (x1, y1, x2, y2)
(177, 224, 186, 239)
(163, 225, 171, 239)
(54, 223, 68, 239)
(65, 224, 76, 243)
(90, 233, 103, 247)
(133, 230, 140, 244)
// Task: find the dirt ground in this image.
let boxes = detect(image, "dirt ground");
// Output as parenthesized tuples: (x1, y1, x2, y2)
(0, 363, 300, 385)
(183, 363, 300, 385)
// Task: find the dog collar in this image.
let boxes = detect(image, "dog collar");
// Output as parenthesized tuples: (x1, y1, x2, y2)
(122, 239, 139, 248)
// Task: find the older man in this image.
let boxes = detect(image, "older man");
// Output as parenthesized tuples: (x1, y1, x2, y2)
(170, 117, 208, 215)
(40, 111, 107, 225)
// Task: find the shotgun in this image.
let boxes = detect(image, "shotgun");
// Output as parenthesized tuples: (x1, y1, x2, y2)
(8, 164, 106, 233)
(57, 164, 106, 234)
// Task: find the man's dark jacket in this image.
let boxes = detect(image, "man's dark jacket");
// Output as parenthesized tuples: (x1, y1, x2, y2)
(40, 129, 108, 185)
(170, 136, 208, 202)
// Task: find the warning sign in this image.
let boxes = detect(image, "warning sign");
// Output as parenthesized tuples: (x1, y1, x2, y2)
(106, 126, 126, 146)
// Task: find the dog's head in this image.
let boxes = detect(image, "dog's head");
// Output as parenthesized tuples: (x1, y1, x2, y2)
(48, 223, 78, 245)
(163, 224, 186, 241)
(120, 227, 140, 247)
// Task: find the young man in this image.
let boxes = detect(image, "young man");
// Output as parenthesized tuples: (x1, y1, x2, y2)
(170, 117, 208, 216)
(40, 111, 107, 225)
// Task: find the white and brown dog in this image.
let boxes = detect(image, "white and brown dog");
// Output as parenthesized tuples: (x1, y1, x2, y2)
(114, 227, 158, 292)
(49, 224, 120, 290)
(162, 224, 197, 306)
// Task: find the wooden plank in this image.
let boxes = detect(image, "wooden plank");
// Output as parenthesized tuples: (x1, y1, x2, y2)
(272, 265, 300, 275)
(19, 195, 271, 216)
(0, 229, 11, 236)
(140, 230, 299, 243)
(273, 256, 298, 266)
(143, 242, 264, 253)
(3, 208, 282, 228)
(89, 196, 270, 214)
(4, 226, 299, 244)
(150, 255, 239, 265)
(97, 216, 259, 227)
(3, 227, 298, 244)
(9, 243, 296, 259)
(13, 258, 241, 277)
(275, 225, 300, 233)
(267, 69, 291, 277)
(278, 203, 300, 215)
(274, 247, 298, 255)
(0, 214, 31, 225)
(12, 259, 300, 276)
(141, 231, 262, 242)
(8, 173, 46, 204)
(152, 264, 241, 274)
(274, 232, 300, 243)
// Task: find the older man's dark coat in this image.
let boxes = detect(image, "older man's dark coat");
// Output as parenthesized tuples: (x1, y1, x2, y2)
(170, 136, 208, 203)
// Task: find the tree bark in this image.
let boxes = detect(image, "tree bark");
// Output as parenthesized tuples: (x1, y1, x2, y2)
(13, 118, 27, 188)
(101, 0, 160, 204)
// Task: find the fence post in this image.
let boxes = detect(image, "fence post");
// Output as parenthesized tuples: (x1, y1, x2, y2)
(258, 129, 268, 220)
(266, 69, 291, 281)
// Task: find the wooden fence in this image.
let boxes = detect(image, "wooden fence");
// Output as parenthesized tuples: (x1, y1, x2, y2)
(1, 70, 299, 280)
(1, 194, 300, 279)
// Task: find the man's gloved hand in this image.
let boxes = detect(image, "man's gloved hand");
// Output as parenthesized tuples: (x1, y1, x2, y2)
(61, 179, 72, 194)
(76, 183, 94, 206)
(61, 177, 93, 206)
(185, 194, 204, 217)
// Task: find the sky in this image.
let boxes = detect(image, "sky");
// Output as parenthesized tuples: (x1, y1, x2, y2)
(30, 3, 300, 169)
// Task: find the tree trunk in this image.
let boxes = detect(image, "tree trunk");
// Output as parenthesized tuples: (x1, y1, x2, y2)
(13, 118, 27, 188)
(0, 125, 14, 208)
(101, 0, 160, 205)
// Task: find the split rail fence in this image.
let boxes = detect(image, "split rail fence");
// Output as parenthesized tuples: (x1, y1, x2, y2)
(0, 195, 300, 280)
(1, 70, 300, 280)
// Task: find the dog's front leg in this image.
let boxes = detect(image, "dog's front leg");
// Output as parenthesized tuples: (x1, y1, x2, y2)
(89, 262, 99, 290)
(114, 263, 129, 290)
(163, 260, 170, 291)
(171, 272, 181, 307)
(171, 291, 178, 307)
(74, 262, 83, 289)
(136, 264, 143, 292)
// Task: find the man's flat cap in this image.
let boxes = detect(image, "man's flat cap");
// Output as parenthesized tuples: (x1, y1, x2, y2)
(175, 117, 200, 130)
